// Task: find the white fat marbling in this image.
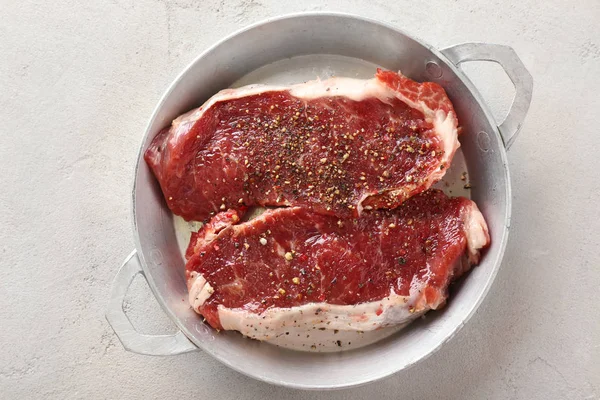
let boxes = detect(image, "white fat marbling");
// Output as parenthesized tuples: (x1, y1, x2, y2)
(184, 279, 427, 352)
(188, 271, 214, 309)
(462, 202, 491, 262)
(218, 285, 424, 337)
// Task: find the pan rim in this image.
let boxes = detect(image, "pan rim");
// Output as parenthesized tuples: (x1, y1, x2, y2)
(130, 11, 511, 390)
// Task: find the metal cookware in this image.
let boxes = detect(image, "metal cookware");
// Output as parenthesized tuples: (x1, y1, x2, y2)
(106, 12, 532, 389)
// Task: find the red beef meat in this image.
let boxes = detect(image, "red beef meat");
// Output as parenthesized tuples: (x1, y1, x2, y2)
(185, 190, 489, 339)
(145, 70, 459, 221)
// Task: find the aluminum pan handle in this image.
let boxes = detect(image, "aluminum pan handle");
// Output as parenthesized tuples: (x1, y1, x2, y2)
(106, 250, 198, 356)
(441, 43, 533, 149)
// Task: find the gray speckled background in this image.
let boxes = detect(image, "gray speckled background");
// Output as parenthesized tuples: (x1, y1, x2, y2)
(1, 0, 598, 398)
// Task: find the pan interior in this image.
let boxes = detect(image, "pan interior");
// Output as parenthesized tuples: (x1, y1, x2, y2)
(173, 54, 472, 352)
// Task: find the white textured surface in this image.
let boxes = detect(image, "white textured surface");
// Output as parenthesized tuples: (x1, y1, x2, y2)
(1, 0, 599, 398)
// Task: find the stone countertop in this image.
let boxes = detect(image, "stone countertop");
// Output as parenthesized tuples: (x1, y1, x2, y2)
(1, 0, 598, 398)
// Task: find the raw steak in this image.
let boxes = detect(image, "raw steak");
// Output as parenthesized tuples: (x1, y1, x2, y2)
(185, 190, 489, 343)
(145, 70, 459, 221)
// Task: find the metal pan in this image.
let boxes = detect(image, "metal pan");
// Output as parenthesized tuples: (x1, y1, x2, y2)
(106, 12, 532, 389)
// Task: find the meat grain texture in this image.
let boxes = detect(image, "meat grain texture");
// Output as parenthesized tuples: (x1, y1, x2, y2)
(145, 69, 490, 347)
(186, 190, 489, 342)
(145, 70, 459, 221)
